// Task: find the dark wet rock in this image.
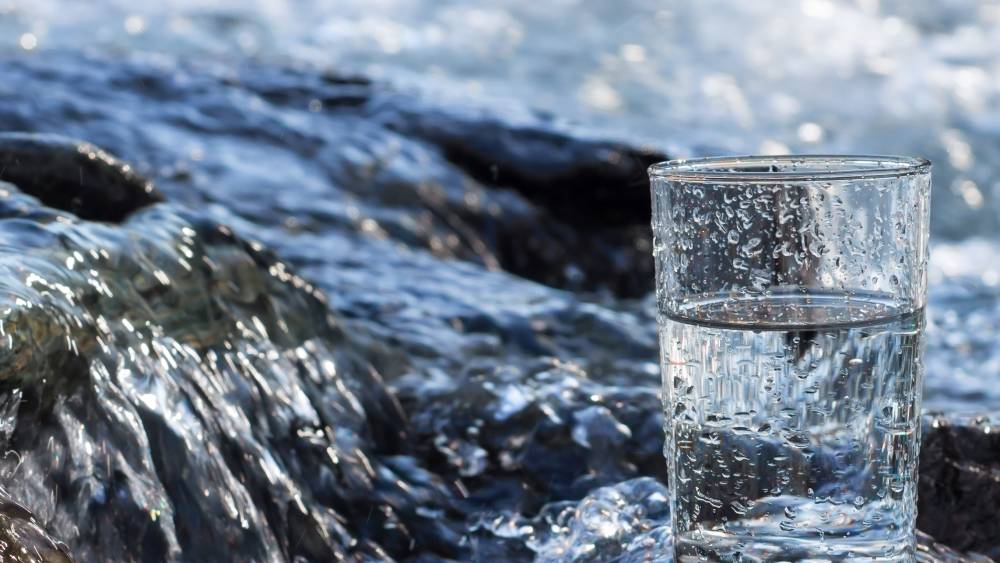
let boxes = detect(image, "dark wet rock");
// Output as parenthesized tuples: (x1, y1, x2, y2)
(0, 479, 75, 563)
(372, 99, 666, 297)
(384, 107, 663, 230)
(919, 413, 1000, 559)
(178, 60, 661, 296)
(0, 133, 164, 223)
(0, 513, 75, 563)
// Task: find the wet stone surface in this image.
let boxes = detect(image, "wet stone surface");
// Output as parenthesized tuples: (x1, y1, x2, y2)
(918, 413, 1000, 560)
(0, 132, 165, 223)
(0, 51, 992, 562)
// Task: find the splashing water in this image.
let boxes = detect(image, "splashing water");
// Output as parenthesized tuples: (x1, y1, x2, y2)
(478, 478, 992, 563)
(0, 1, 996, 558)
(0, 178, 433, 561)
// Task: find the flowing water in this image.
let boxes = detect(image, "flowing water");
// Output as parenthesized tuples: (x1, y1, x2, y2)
(0, 45, 988, 563)
(0, 1, 996, 562)
(661, 297, 924, 563)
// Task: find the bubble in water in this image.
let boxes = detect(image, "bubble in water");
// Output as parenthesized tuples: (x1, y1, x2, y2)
(854, 496, 866, 508)
(784, 506, 797, 519)
(727, 230, 740, 244)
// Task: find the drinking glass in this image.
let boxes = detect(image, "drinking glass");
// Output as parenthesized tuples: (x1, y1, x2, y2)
(649, 156, 931, 563)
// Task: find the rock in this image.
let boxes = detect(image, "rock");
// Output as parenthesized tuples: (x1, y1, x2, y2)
(0, 180, 458, 562)
(0, 133, 164, 223)
(919, 413, 1000, 559)
(371, 96, 666, 296)
(0, 479, 75, 563)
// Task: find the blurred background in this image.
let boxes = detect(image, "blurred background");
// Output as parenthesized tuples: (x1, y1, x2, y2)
(5, 0, 1000, 240)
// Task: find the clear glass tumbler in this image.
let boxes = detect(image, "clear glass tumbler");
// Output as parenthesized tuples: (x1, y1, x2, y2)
(650, 156, 931, 563)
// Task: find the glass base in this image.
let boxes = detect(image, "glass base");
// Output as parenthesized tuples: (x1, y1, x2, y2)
(674, 530, 914, 563)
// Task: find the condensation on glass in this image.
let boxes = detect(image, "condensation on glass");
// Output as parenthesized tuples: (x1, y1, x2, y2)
(650, 156, 931, 563)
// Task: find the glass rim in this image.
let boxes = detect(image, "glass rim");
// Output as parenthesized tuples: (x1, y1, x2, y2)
(648, 154, 931, 183)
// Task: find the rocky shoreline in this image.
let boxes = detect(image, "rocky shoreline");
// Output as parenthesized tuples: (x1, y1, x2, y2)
(0, 51, 994, 562)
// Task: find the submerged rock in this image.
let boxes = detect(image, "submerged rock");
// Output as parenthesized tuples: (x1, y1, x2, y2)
(0, 475, 75, 563)
(0, 179, 460, 562)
